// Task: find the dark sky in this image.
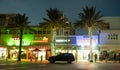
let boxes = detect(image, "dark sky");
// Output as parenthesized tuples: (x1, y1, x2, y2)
(0, 0, 120, 25)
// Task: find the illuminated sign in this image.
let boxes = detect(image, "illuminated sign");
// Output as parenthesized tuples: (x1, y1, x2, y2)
(2, 34, 33, 46)
(32, 37, 48, 43)
(76, 36, 98, 48)
(11, 38, 19, 40)
(8, 38, 30, 46)
(56, 39, 70, 42)
(55, 36, 76, 45)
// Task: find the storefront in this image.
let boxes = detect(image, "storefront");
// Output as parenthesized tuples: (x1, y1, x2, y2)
(4, 45, 50, 61)
(28, 46, 51, 61)
(55, 35, 99, 61)
(0, 34, 51, 61)
(99, 44, 120, 60)
(55, 36, 77, 53)
(76, 35, 99, 61)
(5, 46, 27, 60)
(99, 30, 120, 60)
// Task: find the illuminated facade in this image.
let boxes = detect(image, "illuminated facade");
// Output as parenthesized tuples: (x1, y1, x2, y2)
(0, 26, 52, 61)
(0, 27, 100, 62)
(55, 35, 99, 61)
(0, 25, 99, 61)
(0, 13, 75, 61)
(99, 30, 120, 54)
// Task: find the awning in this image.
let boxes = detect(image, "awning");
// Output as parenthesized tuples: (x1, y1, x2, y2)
(29, 46, 50, 50)
(99, 44, 120, 50)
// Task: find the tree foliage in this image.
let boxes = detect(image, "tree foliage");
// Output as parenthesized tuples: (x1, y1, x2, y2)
(39, 8, 70, 29)
(8, 13, 30, 28)
(74, 6, 109, 30)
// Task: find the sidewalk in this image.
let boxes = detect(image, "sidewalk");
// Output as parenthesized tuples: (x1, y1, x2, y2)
(21, 59, 49, 64)
(76, 60, 91, 64)
(0, 59, 49, 64)
(76, 60, 120, 65)
(99, 61, 120, 64)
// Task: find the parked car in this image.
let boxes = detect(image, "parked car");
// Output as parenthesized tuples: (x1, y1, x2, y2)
(48, 53, 75, 63)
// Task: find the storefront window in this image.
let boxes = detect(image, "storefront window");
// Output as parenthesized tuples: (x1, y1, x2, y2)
(0, 48, 6, 59)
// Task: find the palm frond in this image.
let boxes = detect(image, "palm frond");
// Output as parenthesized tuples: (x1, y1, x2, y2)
(39, 8, 70, 29)
(8, 13, 30, 27)
(74, 20, 86, 29)
(74, 6, 109, 29)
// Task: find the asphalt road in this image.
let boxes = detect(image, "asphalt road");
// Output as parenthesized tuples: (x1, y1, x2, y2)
(91, 62, 120, 70)
(0, 61, 120, 70)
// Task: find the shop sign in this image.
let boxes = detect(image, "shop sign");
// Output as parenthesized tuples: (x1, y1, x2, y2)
(32, 37, 48, 43)
(55, 36, 77, 45)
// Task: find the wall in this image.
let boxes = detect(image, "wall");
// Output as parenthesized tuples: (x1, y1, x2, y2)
(99, 30, 120, 44)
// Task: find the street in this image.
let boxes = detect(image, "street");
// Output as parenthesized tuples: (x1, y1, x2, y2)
(0, 61, 120, 70)
(91, 62, 120, 70)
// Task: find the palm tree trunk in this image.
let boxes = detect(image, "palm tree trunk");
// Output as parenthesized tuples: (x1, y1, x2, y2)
(18, 28, 23, 61)
(88, 27, 93, 62)
(51, 28, 56, 56)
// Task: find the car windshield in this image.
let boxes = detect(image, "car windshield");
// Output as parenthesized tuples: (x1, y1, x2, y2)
(56, 53, 72, 56)
(57, 53, 64, 56)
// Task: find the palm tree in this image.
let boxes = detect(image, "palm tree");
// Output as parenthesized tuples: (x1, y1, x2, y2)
(74, 6, 109, 62)
(9, 13, 30, 61)
(39, 8, 70, 55)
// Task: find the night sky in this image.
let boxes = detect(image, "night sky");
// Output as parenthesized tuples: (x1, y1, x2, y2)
(0, 0, 120, 25)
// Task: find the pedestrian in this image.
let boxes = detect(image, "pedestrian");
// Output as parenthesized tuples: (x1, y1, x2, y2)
(30, 51, 33, 62)
(88, 54, 90, 61)
(105, 53, 109, 63)
(94, 54, 97, 62)
(113, 53, 117, 63)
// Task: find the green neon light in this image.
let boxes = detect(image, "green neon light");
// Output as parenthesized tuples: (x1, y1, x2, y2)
(16, 41, 20, 46)
(8, 41, 13, 46)
(1, 34, 34, 46)
(23, 40, 30, 46)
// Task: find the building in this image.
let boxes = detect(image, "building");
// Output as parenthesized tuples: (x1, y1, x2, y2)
(98, 17, 120, 60)
(0, 13, 99, 61)
(103, 17, 120, 30)
(0, 26, 52, 61)
(0, 25, 99, 61)
(0, 13, 16, 27)
(0, 14, 119, 62)
(99, 30, 120, 53)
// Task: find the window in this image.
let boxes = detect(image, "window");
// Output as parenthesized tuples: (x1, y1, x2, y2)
(38, 31, 42, 34)
(108, 33, 118, 40)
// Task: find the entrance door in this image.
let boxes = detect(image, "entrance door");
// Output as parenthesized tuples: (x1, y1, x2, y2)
(37, 50, 46, 61)
(77, 50, 90, 61)
(0, 48, 6, 59)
